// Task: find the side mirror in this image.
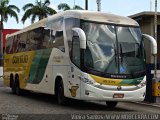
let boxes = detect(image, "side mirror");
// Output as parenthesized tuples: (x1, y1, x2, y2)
(72, 28, 86, 49)
(142, 34, 157, 55)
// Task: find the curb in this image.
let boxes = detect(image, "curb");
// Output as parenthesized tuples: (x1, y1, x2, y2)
(132, 102, 160, 108)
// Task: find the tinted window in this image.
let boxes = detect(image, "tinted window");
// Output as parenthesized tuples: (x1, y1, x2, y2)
(64, 18, 80, 56)
(6, 18, 65, 53)
(72, 36, 80, 67)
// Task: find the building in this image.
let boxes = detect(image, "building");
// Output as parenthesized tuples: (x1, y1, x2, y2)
(2, 29, 20, 49)
(130, 11, 160, 64)
(130, 11, 160, 103)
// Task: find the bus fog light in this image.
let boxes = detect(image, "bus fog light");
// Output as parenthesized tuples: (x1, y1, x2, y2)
(143, 92, 146, 97)
(85, 90, 90, 95)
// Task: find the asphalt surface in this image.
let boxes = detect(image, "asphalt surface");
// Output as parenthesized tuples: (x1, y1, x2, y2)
(0, 79, 3, 87)
(0, 87, 160, 114)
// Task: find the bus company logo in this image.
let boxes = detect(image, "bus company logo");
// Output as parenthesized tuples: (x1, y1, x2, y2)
(111, 75, 127, 79)
(53, 56, 63, 63)
(103, 79, 115, 85)
(12, 55, 28, 64)
(117, 86, 122, 90)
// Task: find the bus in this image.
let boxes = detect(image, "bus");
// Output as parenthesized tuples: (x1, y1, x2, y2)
(4, 10, 157, 107)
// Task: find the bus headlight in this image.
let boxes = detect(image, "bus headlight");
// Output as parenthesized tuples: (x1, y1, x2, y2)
(137, 80, 146, 88)
(83, 78, 95, 85)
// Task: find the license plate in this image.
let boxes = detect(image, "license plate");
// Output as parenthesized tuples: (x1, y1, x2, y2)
(113, 93, 124, 98)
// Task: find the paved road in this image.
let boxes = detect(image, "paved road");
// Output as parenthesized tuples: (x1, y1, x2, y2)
(0, 79, 3, 87)
(0, 87, 160, 115)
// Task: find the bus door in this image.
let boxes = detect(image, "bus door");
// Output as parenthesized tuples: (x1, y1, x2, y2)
(68, 35, 81, 99)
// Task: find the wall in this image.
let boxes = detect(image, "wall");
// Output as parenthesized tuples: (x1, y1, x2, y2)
(2, 29, 19, 49)
(136, 16, 160, 64)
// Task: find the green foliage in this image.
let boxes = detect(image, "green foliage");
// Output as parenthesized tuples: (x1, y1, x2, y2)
(73, 5, 83, 10)
(58, 3, 71, 11)
(58, 3, 83, 11)
(0, 0, 20, 28)
(22, 0, 57, 24)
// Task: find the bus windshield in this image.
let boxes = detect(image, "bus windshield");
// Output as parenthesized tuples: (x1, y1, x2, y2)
(82, 21, 145, 77)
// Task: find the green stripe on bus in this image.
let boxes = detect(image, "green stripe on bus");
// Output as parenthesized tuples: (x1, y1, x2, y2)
(27, 48, 52, 84)
(120, 77, 144, 85)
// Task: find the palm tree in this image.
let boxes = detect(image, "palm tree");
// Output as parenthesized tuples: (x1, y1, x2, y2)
(0, 0, 20, 66)
(58, 3, 83, 11)
(0, 0, 19, 29)
(22, 0, 56, 24)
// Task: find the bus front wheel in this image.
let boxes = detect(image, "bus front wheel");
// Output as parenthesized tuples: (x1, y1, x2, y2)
(106, 101, 118, 108)
(56, 80, 66, 105)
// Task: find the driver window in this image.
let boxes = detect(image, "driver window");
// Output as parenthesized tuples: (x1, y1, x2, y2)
(72, 36, 80, 67)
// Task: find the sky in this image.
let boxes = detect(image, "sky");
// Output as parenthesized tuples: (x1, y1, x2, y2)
(4, 0, 160, 29)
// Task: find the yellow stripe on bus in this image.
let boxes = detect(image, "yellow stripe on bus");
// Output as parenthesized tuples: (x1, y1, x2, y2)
(90, 74, 122, 86)
(90, 74, 133, 86)
(4, 51, 36, 89)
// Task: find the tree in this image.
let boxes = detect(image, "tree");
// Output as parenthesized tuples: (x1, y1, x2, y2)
(0, 0, 20, 29)
(0, 0, 20, 66)
(58, 3, 83, 11)
(22, 0, 56, 24)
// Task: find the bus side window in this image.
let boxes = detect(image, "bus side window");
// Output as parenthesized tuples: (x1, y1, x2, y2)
(6, 37, 13, 54)
(43, 29, 51, 48)
(17, 33, 27, 52)
(26, 31, 37, 51)
(52, 30, 65, 52)
(12, 35, 20, 53)
(64, 18, 80, 57)
(47, 18, 65, 52)
(33, 27, 44, 50)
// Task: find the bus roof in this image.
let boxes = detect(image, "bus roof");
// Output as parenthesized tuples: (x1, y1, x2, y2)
(65, 10, 138, 25)
(7, 10, 139, 38)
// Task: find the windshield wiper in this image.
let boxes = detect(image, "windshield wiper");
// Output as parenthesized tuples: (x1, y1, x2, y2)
(114, 44, 118, 67)
(120, 44, 123, 62)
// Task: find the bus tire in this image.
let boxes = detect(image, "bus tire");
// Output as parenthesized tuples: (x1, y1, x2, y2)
(56, 80, 66, 105)
(10, 76, 16, 94)
(10, 74, 14, 88)
(106, 101, 118, 108)
(15, 75, 22, 96)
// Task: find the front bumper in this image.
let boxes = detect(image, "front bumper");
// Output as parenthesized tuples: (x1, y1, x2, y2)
(80, 82, 146, 102)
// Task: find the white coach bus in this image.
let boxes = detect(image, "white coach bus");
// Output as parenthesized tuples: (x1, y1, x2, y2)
(4, 10, 157, 107)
